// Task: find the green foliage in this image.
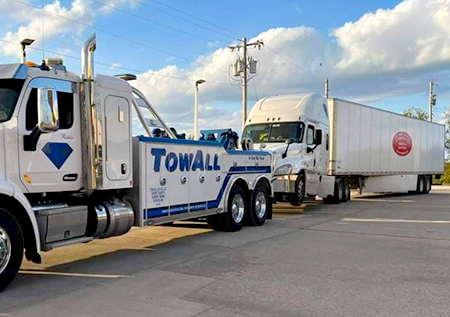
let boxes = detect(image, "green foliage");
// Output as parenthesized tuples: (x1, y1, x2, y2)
(403, 107, 429, 121)
(437, 163, 450, 184)
(443, 107, 450, 160)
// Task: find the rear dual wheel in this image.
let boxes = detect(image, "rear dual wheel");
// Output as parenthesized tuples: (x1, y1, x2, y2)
(246, 183, 269, 226)
(207, 185, 247, 232)
(323, 178, 349, 204)
(416, 176, 431, 195)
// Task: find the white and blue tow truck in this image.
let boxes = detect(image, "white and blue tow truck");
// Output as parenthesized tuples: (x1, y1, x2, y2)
(0, 34, 273, 291)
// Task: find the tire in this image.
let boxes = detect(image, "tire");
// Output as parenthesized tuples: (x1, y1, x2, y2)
(247, 182, 269, 226)
(342, 178, 350, 202)
(423, 176, 431, 194)
(0, 208, 24, 292)
(323, 178, 343, 204)
(290, 173, 305, 207)
(207, 185, 247, 232)
(416, 176, 425, 195)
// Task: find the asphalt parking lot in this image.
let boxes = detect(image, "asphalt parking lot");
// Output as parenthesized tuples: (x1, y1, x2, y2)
(2, 186, 450, 317)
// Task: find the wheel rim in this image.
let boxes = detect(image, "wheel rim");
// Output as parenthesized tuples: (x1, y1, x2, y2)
(231, 194, 245, 223)
(0, 227, 11, 275)
(254, 191, 267, 219)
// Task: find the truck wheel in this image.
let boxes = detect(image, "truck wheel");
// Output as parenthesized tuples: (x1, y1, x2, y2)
(0, 208, 24, 292)
(416, 176, 425, 195)
(424, 176, 432, 194)
(247, 182, 269, 226)
(290, 173, 305, 207)
(342, 178, 350, 202)
(207, 185, 246, 232)
(323, 178, 343, 204)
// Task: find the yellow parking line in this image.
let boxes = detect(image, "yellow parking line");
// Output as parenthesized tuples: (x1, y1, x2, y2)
(18, 270, 129, 279)
(342, 218, 450, 224)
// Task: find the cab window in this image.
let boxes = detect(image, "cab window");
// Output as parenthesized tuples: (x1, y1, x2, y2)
(26, 89, 74, 130)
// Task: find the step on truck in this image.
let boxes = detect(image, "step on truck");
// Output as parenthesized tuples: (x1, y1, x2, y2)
(243, 93, 445, 206)
(0, 34, 273, 291)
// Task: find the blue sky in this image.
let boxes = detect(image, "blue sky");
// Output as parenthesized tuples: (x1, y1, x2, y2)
(0, 0, 449, 133)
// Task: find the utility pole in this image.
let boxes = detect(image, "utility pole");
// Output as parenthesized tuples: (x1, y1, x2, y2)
(229, 38, 264, 129)
(429, 80, 437, 122)
(325, 77, 329, 99)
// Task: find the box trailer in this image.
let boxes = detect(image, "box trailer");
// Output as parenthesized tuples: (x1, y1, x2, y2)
(243, 94, 445, 206)
(328, 98, 445, 176)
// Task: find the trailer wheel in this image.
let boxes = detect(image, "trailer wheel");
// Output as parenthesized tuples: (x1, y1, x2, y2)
(416, 176, 425, 195)
(342, 178, 350, 202)
(247, 182, 269, 226)
(290, 172, 305, 207)
(424, 176, 432, 194)
(207, 185, 247, 232)
(0, 208, 24, 292)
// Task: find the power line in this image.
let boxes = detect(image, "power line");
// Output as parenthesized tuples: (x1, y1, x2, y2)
(129, 0, 238, 41)
(11, 0, 228, 73)
(146, 0, 241, 38)
(0, 38, 231, 86)
(91, 0, 215, 43)
(264, 45, 311, 75)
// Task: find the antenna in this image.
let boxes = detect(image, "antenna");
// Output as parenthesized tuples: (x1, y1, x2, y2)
(42, 0, 45, 61)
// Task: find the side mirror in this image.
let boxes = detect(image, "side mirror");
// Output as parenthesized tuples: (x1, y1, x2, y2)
(38, 88, 59, 132)
(24, 88, 59, 151)
(314, 129, 322, 145)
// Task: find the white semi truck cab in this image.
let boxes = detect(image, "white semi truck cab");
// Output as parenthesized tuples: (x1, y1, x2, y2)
(243, 93, 445, 206)
(0, 34, 273, 291)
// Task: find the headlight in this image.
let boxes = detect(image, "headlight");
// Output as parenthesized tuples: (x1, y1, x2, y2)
(274, 164, 293, 176)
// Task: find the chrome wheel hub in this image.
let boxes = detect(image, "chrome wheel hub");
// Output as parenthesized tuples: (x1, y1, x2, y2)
(254, 192, 267, 219)
(231, 194, 245, 223)
(0, 227, 11, 274)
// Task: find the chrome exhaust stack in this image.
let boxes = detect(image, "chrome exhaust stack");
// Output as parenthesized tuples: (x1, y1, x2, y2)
(81, 33, 103, 190)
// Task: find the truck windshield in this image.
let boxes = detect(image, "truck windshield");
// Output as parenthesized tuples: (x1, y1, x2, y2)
(243, 122, 304, 143)
(0, 79, 24, 123)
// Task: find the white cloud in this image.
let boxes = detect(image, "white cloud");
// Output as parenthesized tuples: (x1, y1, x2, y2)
(134, 0, 450, 135)
(98, 0, 138, 14)
(1, 0, 93, 57)
(0, 0, 34, 22)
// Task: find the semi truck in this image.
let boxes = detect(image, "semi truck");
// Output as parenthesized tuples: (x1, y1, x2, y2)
(0, 34, 273, 291)
(243, 93, 445, 206)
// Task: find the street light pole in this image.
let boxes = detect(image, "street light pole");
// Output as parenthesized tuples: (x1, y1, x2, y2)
(194, 79, 206, 140)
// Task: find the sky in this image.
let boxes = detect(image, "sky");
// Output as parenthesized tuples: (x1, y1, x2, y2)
(0, 0, 449, 135)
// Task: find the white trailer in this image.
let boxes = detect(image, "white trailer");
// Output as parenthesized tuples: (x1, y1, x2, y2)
(243, 94, 445, 206)
(328, 98, 445, 193)
(0, 34, 272, 291)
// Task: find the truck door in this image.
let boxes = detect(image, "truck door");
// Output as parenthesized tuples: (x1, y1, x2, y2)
(17, 78, 82, 193)
(305, 123, 320, 195)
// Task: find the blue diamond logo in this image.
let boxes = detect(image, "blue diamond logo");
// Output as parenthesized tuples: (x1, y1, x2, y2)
(42, 143, 73, 170)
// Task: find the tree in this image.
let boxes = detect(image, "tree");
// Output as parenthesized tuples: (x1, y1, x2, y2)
(443, 107, 450, 161)
(403, 107, 429, 120)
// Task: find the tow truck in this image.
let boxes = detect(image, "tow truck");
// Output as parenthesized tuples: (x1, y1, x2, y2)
(0, 34, 272, 291)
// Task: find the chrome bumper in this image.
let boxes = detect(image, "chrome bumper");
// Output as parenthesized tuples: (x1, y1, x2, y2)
(272, 175, 297, 194)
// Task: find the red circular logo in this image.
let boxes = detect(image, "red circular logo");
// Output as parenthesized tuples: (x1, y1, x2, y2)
(393, 132, 412, 156)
